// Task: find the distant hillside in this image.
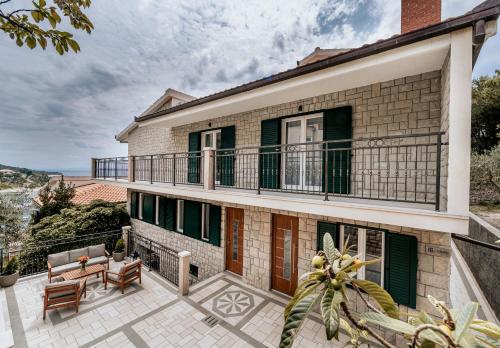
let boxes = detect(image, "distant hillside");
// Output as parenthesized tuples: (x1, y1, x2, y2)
(0, 164, 59, 190)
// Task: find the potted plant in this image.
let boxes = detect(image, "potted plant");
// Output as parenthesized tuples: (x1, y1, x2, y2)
(0, 256, 19, 287)
(113, 239, 125, 262)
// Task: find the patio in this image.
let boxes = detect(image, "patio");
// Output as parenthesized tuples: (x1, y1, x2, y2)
(0, 261, 348, 348)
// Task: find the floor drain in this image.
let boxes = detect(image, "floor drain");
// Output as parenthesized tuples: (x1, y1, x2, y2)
(202, 315, 219, 328)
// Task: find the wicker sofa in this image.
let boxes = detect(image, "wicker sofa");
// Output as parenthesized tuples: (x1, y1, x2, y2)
(47, 244, 110, 282)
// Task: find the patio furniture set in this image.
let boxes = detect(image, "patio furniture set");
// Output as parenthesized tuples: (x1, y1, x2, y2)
(43, 244, 142, 320)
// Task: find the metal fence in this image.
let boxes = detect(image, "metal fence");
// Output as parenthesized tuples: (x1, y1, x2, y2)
(1, 230, 122, 277)
(95, 157, 128, 180)
(128, 231, 179, 286)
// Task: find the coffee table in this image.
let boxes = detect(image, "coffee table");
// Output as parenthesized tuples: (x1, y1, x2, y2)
(62, 264, 106, 282)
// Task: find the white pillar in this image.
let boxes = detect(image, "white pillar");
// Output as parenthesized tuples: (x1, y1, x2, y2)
(447, 27, 472, 217)
(203, 147, 215, 190)
(122, 226, 131, 256)
(91, 158, 96, 179)
(178, 251, 191, 296)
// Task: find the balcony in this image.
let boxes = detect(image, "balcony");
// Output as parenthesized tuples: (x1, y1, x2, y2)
(92, 132, 447, 211)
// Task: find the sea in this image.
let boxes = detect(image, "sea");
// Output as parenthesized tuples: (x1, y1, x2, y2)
(48, 169, 90, 177)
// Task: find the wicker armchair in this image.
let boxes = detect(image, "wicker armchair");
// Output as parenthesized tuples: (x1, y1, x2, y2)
(105, 259, 142, 294)
(43, 277, 87, 320)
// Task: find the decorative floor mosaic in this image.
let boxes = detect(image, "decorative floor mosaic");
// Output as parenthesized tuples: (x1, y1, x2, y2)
(1, 263, 352, 347)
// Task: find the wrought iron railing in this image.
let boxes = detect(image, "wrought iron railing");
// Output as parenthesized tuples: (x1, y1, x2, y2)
(95, 157, 128, 180)
(0, 230, 122, 277)
(93, 132, 446, 209)
(128, 231, 179, 286)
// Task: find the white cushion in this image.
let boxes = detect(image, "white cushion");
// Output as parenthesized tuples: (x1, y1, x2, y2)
(87, 256, 108, 266)
(69, 247, 89, 262)
(48, 251, 69, 267)
(88, 244, 106, 258)
(51, 262, 80, 275)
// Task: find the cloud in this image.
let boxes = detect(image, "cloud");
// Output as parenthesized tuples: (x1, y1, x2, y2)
(0, 0, 497, 170)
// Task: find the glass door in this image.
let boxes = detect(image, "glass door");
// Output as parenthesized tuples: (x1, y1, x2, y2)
(282, 114, 323, 191)
(201, 129, 221, 183)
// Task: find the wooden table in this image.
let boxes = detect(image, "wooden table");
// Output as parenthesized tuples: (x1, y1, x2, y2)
(62, 264, 106, 282)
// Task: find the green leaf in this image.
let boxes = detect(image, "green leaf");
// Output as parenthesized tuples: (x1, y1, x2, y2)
(48, 15, 56, 29)
(55, 42, 63, 55)
(323, 232, 338, 262)
(37, 36, 47, 49)
(16, 36, 23, 47)
(454, 302, 479, 343)
(351, 279, 399, 319)
(280, 293, 320, 348)
(320, 287, 343, 340)
(67, 39, 80, 53)
(284, 277, 324, 320)
(360, 312, 416, 335)
(26, 36, 36, 49)
(39, 0, 46, 8)
(470, 320, 500, 339)
(475, 335, 500, 348)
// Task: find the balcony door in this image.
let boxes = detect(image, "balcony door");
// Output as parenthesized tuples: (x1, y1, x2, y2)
(201, 129, 222, 183)
(282, 114, 323, 191)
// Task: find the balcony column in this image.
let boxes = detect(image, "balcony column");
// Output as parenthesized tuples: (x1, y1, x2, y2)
(447, 27, 472, 217)
(90, 158, 96, 179)
(128, 156, 135, 182)
(203, 147, 215, 190)
(178, 251, 191, 296)
(122, 225, 131, 256)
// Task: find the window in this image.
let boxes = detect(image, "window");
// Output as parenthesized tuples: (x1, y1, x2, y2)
(339, 225, 385, 286)
(282, 113, 323, 190)
(177, 200, 184, 233)
(201, 203, 210, 241)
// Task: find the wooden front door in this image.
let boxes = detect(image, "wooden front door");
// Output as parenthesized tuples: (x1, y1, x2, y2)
(225, 207, 244, 275)
(272, 214, 299, 296)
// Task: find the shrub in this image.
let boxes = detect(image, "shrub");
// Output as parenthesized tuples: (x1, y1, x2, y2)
(2, 257, 18, 275)
(470, 145, 500, 204)
(114, 239, 125, 253)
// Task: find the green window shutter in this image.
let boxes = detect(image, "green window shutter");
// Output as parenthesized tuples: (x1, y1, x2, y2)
(384, 232, 418, 308)
(183, 200, 201, 240)
(323, 106, 352, 194)
(142, 194, 156, 224)
(219, 126, 235, 186)
(188, 132, 201, 183)
(317, 222, 339, 251)
(158, 197, 176, 230)
(209, 205, 221, 246)
(260, 118, 281, 189)
(130, 192, 138, 218)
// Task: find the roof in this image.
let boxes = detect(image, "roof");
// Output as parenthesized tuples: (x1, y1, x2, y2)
(298, 47, 353, 66)
(135, 0, 500, 124)
(48, 176, 94, 188)
(34, 183, 127, 206)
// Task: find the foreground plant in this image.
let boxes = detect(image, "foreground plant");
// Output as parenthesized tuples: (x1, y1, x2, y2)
(280, 233, 500, 348)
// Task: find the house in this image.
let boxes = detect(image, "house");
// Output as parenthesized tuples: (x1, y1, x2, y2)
(92, 0, 499, 324)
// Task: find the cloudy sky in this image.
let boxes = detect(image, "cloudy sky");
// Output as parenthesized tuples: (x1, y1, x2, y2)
(0, 0, 498, 172)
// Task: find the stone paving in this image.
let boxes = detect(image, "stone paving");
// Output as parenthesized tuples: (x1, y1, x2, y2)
(1, 262, 351, 348)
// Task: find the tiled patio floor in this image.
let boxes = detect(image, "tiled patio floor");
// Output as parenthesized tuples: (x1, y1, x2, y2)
(1, 262, 348, 347)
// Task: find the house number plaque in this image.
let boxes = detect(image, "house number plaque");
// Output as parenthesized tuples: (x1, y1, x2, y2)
(425, 244, 451, 257)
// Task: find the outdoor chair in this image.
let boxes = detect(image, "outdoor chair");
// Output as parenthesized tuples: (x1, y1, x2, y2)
(43, 277, 87, 320)
(105, 259, 142, 294)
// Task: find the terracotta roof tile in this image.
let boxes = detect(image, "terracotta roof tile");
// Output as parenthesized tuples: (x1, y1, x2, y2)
(71, 184, 127, 205)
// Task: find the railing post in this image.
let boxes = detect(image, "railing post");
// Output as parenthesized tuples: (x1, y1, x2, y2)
(257, 151, 261, 194)
(122, 226, 131, 257)
(172, 153, 176, 186)
(178, 250, 191, 295)
(128, 156, 134, 183)
(115, 157, 118, 180)
(324, 146, 329, 201)
(435, 133, 442, 211)
(103, 159, 106, 180)
(148, 240, 152, 271)
(203, 147, 215, 190)
(91, 158, 97, 179)
(150, 155, 154, 184)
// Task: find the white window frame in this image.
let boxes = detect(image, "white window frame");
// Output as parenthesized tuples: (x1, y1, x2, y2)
(138, 193, 143, 220)
(201, 129, 222, 184)
(155, 196, 160, 225)
(176, 200, 184, 233)
(201, 203, 210, 241)
(281, 113, 323, 191)
(339, 225, 385, 286)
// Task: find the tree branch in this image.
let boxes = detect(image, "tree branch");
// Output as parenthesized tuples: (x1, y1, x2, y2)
(411, 324, 457, 348)
(0, 0, 13, 6)
(0, 12, 34, 34)
(352, 283, 383, 315)
(340, 302, 397, 348)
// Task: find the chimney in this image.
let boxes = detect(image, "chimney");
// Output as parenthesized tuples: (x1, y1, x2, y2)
(401, 0, 441, 34)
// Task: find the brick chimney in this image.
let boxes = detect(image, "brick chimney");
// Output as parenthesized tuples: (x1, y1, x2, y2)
(401, 0, 441, 34)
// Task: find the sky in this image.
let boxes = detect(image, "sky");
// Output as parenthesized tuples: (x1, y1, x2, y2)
(0, 0, 498, 171)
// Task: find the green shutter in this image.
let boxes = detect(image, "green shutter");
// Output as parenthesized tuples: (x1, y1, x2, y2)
(142, 194, 156, 224)
(260, 118, 281, 189)
(188, 132, 201, 183)
(323, 106, 352, 194)
(384, 232, 418, 308)
(184, 200, 201, 240)
(209, 205, 221, 246)
(317, 222, 339, 251)
(130, 192, 138, 218)
(219, 126, 235, 186)
(158, 197, 176, 230)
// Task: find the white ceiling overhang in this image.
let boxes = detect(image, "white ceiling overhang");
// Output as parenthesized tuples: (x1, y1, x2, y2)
(140, 34, 452, 129)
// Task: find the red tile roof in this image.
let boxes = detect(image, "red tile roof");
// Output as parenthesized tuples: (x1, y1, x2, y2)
(71, 184, 127, 205)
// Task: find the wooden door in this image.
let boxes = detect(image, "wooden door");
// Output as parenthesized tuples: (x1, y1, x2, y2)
(225, 207, 244, 275)
(272, 214, 299, 295)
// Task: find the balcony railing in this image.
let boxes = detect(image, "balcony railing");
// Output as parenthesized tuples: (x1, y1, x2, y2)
(92, 132, 447, 210)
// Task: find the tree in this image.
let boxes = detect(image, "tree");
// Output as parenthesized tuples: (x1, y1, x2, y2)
(0, 190, 29, 250)
(280, 233, 500, 348)
(472, 70, 500, 154)
(35, 175, 75, 221)
(0, 0, 94, 55)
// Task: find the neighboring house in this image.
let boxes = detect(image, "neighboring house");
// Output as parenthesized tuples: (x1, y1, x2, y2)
(92, 0, 499, 326)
